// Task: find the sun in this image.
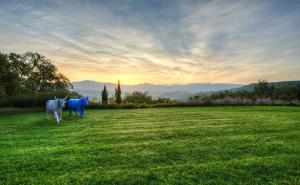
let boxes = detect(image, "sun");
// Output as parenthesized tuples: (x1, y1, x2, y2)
(113, 75, 141, 85)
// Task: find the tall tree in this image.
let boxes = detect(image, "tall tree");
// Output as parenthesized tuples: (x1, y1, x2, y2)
(123, 91, 152, 104)
(254, 80, 273, 98)
(21, 52, 72, 93)
(0, 53, 21, 97)
(9, 53, 31, 80)
(1, 51, 73, 97)
(115, 80, 122, 104)
(101, 85, 108, 105)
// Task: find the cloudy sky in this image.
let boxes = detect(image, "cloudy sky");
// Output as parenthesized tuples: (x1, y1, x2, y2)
(0, 0, 299, 85)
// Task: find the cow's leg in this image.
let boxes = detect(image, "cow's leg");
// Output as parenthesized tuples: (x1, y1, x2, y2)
(82, 109, 85, 118)
(69, 108, 72, 117)
(79, 109, 83, 118)
(46, 110, 50, 122)
(75, 110, 78, 117)
(57, 111, 60, 122)
(59, 110, 62, 122)
(54, 111, 60, 123)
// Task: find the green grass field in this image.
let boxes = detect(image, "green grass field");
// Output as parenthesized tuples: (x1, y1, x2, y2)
(0, 106, 299, 185)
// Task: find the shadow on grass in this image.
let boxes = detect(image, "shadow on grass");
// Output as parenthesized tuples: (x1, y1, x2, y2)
(33, 114, 83, 127)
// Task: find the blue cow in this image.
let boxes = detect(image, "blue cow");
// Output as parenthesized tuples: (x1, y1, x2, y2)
(68, 97, 89, 118)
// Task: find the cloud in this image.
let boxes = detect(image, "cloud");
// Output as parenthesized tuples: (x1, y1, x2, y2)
(0, 0, 299, 84)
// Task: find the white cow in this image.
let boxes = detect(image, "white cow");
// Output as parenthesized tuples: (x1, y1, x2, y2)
(46, 97, 67, 123)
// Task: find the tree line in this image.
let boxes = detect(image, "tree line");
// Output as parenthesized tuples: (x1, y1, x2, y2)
(1, 51, 299, 108)
(0, 52, 73, 97)
(100, 81, 173, 105)
(102, 79, 300, 106)
(0, 51, 79, 107)
(188, 80, 300, 105)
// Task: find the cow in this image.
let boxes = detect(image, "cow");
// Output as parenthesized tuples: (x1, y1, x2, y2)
(46, 97, 67, 123)
(68, 97, 89, 118)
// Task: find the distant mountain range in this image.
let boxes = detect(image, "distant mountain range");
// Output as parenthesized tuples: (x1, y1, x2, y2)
(72, 80, 300, 101)
(230, 80, 300, 92)
(72, 80, 243, 101)
(192, 80, 300, 97)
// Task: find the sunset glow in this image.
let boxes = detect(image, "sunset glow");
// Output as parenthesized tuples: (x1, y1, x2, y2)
(1, 0, 299, 84)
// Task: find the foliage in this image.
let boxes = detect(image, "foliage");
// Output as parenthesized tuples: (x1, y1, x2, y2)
(0, 51, 77, 107)
(108, 96, 116, 104)
(153, 97, 173, 104)
(87, 101, 185, 109)
(0, 53, 21, 97)
(123, 91, 152, 104)
(87, 92, 181, 109)
(0, 51, 72, 98)
(101, 85, 108, 105)
(254, 80, 274, 98)
(189, 80, 300, 105)
(122, 92, 177, 105)
(0, 107, 299, 184)
(115, 80, 122, 104)
(0, 89, 81, 108)
(272, 84, 300, 100)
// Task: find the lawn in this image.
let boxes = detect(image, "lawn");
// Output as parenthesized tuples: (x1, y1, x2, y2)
(0, 106, 299, 185)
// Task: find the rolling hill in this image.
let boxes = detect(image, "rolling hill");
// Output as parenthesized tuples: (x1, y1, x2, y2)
(72, 80, 242, 101)
(192, 80, 300, 98)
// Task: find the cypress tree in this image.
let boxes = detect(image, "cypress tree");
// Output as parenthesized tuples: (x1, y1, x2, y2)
(101, 85, 108, 104)
(115, 80, 122, 104)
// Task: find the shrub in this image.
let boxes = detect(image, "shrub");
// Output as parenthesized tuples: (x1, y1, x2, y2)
(122, 103, 139, 109)
(123, 91, 153, 104)
(137, 103, 148, 108)
(0, 89, 81, 108)
(254, 98, 273, 105)
(88, 102, 120, 109)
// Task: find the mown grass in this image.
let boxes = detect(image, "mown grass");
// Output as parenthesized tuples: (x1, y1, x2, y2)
(0, 106, 299, 185)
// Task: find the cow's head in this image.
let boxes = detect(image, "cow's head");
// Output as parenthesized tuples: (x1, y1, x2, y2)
(57, 99, 65, 108)
(81, 97, 89, 107)
(55, 96, 68, 108)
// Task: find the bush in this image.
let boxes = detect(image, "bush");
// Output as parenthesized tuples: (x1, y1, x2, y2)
(88, 102, 120, 109)
(123, 91, 153, 104)
(86, 102, 187, 109)
(88, 102, 140, 109)
(0, 89, 81, 108)
(188, 80, 300, 106)
(137, 103, 148, 108)
(122, 103, 139, 109)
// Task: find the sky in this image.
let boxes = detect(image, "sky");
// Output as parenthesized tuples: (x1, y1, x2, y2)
(0, 0, 300, 85)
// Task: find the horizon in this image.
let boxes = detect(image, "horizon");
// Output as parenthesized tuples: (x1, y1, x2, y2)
(1, 0, 300, 85)
(72, 79, 244, 86)
(72, 79, 300, 86)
